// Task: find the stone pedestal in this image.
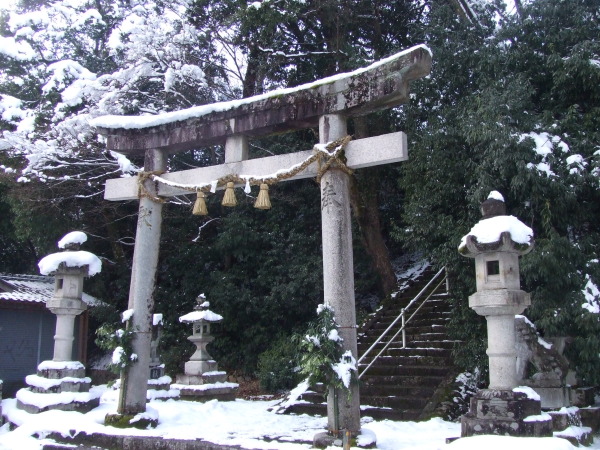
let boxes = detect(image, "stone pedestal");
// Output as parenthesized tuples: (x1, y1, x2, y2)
(461, 389, 553, 437)
(16, 361, 100, 414)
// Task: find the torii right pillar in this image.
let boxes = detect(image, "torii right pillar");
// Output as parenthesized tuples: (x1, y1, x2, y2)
(458, 191, 552, 437)
(318, 114, 361, 444)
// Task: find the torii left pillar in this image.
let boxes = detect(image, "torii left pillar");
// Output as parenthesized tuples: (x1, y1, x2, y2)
(117, 148, 166, 417)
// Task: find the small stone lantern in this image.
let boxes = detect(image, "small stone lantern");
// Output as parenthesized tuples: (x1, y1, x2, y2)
(173, 294, 238, 400)
(458, 191, 552, 437)
(180, 294, 222, 376)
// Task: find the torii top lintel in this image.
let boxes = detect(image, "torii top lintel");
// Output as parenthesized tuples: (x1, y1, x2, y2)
(92, 45, 432, 155)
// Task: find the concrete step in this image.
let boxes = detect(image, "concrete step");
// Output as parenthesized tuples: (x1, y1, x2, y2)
(361, 384, 436, 398)
(360, 406, 421, 421)
(360, 395, 428, 410)
(287, 403, 424, 422)
(358, 364, 450, 377)
(360, 374, 447, 387)
(358, 354, 452, 367)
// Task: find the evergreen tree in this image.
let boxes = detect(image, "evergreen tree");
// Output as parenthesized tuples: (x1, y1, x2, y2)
(397, 0, 600, 384)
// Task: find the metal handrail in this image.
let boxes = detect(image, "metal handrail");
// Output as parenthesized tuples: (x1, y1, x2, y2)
(358, 267, 447, 380)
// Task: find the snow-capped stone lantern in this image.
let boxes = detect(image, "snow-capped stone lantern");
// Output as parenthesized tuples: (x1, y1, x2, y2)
(459, 191, 552, 438)
(15, 231, 103, 414)
(172, 294, 238, 401)
(38, 231, 102, 362)
(180, 294, 222, 375)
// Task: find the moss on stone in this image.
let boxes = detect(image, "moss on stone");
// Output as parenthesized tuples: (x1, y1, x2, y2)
(104, 413, 158, 429)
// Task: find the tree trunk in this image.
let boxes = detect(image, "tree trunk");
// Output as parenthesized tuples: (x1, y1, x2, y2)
(349, 118, 397, 297)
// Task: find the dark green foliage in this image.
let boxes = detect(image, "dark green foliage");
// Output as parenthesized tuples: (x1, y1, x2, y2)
(296, 304, 356, 396)
(257, 335, 301, 392)
(95, 323, 135, 374)
(395, 0, 600, 383)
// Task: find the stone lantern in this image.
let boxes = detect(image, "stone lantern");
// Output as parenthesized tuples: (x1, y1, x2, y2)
(16, 231, 102, 414)
(172, 294, 238, 401)
(458, 191, 552, 437)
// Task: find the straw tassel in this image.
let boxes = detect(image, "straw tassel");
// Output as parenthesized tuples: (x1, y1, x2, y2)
(192, 191, 208, 216)
(221, 181, 237, 207)
(254, 183, 271, 210)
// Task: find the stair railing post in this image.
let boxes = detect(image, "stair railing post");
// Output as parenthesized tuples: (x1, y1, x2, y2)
(401, 310, 406, 348)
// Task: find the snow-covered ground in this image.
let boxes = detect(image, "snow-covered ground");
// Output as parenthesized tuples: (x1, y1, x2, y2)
(1, 387, 599, 450)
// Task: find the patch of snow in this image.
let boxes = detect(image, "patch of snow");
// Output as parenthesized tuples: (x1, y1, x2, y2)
(38, 361, 84, 371)
(130, 405, 158, 424)
(170, 382, 239, 392)
(513, 386, 541, 401)
(25, 375, 91, 390)
(327, 329, 342, 342)
(112, 347, 125, 366)
(179, 310, 223, 323)
(331, 350, 357, 389)
(524, 412, 552, 422)
(272, 379, 310, 413)
(316, 303, 333, 314)
(488, 191, 504, 202)
(147, 376, 172, 385)
(152, 313, 163, 326)
(57, 231, 88, 249)
(459, 215, 533, 250)
(121, 309, 134, 322)
(110, 151, 137, 174)
(582, 275, 599, 314)
(538, 336, 553, 350)
(38, 251, 102, 276)
(555, 425, 592, 439)
(15, 386, 102, 409)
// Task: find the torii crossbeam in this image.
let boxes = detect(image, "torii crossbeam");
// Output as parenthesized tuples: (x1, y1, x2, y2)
(94, 44, 431, 441)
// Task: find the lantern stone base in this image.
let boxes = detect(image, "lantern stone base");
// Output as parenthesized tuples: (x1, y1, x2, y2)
(176, 370, 228, 385)
(461, 389, 553, 438)
(16, 361, 100, 414)
(171, 381, 239, 402)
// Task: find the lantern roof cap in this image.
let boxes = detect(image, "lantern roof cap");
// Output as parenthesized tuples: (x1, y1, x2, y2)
(459, 191, 534, 257)
(179, 293, 223, 322)
(179, 309, 223, 323)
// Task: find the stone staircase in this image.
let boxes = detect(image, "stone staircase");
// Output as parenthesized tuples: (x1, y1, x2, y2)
(287, 263, 458, 420)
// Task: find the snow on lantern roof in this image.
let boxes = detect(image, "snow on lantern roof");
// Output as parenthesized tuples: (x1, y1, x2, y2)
(38, 251, 102, 276)
(57, 231, 87, 249)
(459, 190, 533, 254)
(179, 309, 223, 323)
(488, 190, 505, 202)
(38, 231, 102, 276)
(458, 215, 534, 252)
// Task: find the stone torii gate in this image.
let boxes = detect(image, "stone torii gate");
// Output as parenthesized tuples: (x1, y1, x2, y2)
(93, 44, 431, 438)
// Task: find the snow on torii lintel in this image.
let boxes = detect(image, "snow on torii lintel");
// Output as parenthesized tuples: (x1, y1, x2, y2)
(90, 44, 432, 131)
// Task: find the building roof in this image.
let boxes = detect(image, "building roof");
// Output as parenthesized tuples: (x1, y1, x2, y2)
(0, 273, 102, 307)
